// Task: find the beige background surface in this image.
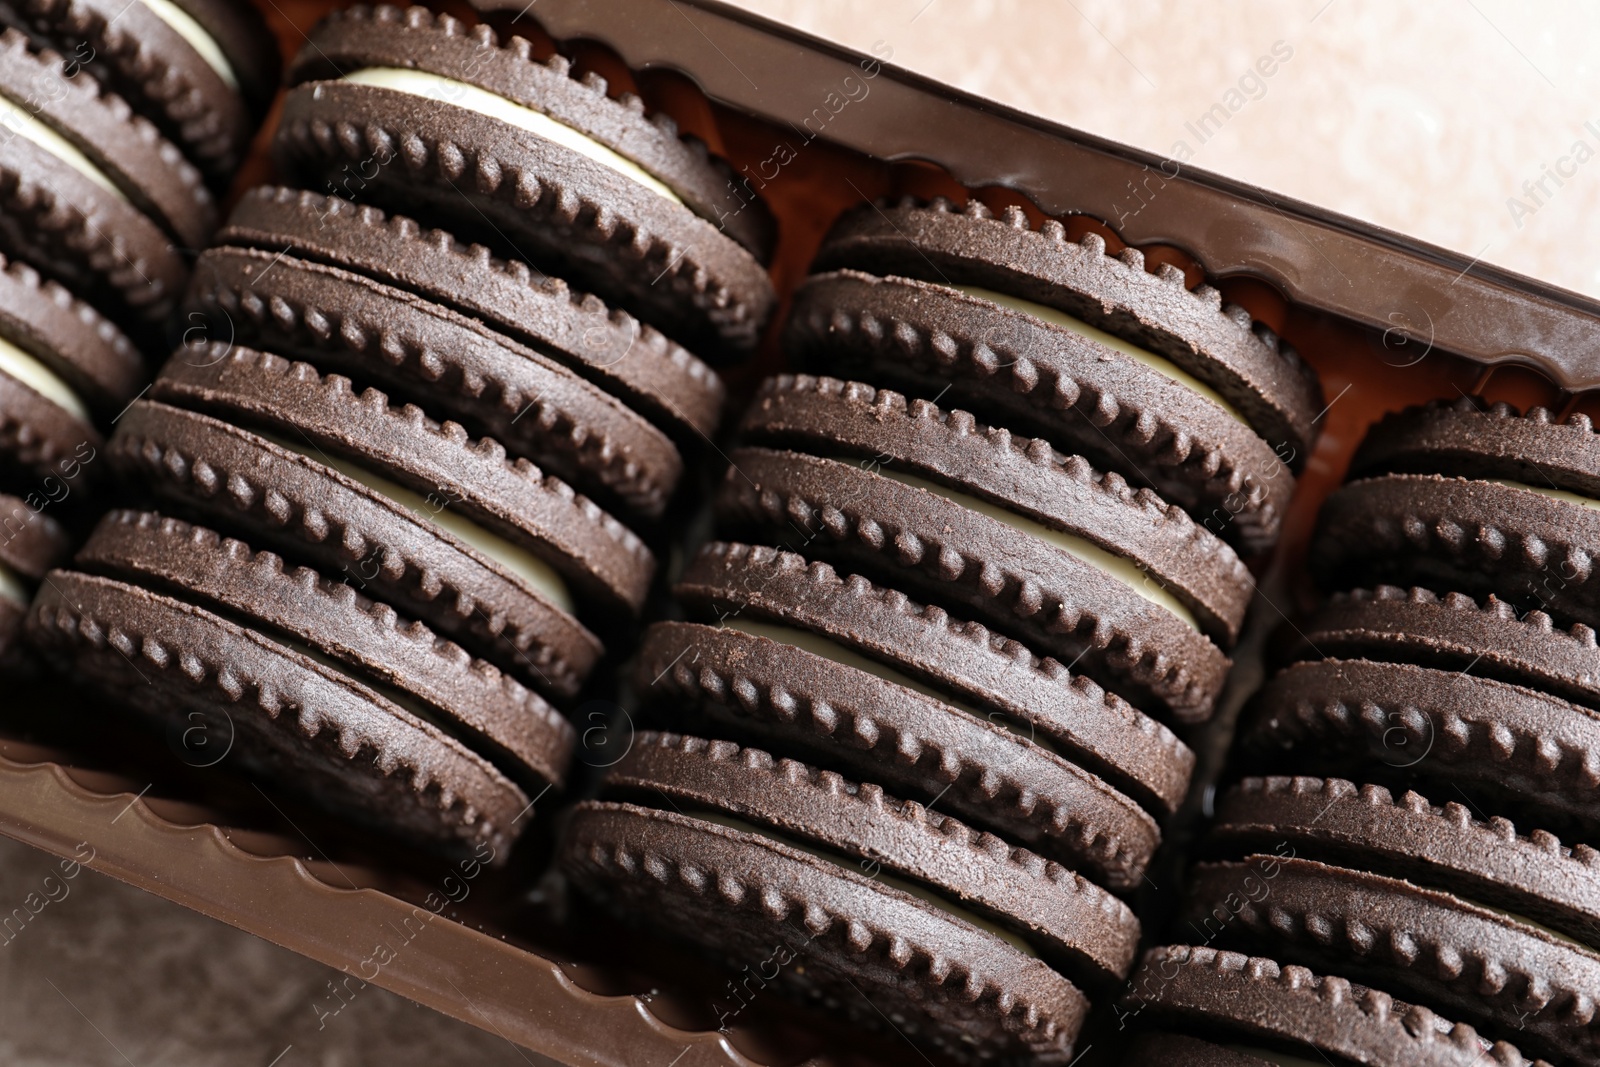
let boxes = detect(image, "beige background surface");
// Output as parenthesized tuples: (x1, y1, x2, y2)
(7, 2, 1598, 1065)
(733, 0, 1600, 299)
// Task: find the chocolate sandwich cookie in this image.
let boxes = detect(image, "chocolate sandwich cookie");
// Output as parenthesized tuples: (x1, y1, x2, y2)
(276, 5, 776, 354)
(649, 542, 1195, 824)
(29, 509, 558, 858)
(108, 347, 652, 697)
(1, 0, 279, 185)
(1317, 398, 1600, 624)
(1119, 945, 1552, 1067)
(719, 375, 1239, 720)
(1193, 514, 1600, 1059)
(647, 544, 1167, 889)
(575, 537, 1190, 1057)
(1250, 589, 1600, 837)
(0, 27, 207, 334)
(195, 186, 717, 520)
(0, 248, 139, 660)
(0, 250, 135, 485)
(0, 492, 67, 662)
(789, 198, 1321, 550)
(565, 732, 1136, 1063)
(24, 336, 644, 854)
(1177, 793, 1600, 1062)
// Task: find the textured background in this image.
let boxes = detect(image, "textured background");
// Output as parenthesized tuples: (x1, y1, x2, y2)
(734, 0, 1600, 300)
(6, 1, 1596, 1064)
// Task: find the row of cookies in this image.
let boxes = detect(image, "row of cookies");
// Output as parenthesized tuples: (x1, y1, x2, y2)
(25, 6, 776, 855)
(0, 0, 276, 662)
(561, 197, 1325, 1060)
(1123, 399, 1600, 1066)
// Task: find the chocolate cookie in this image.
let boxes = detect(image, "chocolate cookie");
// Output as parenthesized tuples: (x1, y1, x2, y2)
(1180, 856, 1600, 1064)
(0, 490, 67, 661)
(1281, 584, 1600, 712)
(580, 537, 1188, 1058)
(789, 198, 1321, 550)
(717, 380, 1234, 721)
(1194, 414, 1600, 1062)
(565, 732, 1119, 1063)
(197, 186, 714, 520)
(111, 352, 644, 697)
(1317, 398, 1600, 625)
(28, 554, 539, 859)
(26, 342, 620, 851)
(0, 28, 204, 335)
(0, 242, 138, 662)
(1210, 777, 1600, 950)
(1119, 945, 1552, 1067)
(1, 0, 279, 185)
(0, 248, 141, 489)
(653, 541, 1194, 821)
(276, 5, 775, 355)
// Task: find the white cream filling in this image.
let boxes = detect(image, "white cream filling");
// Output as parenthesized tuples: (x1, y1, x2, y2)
(138, 0, 238, 90)
(0, 89, 124, 200)
(858, 460, 1199, 631)
(341, 68, 681, 206)
(0, 332, 90, 423)
(0, 560, 26, 606)
(1223, 1046, 1329, 1067)
(688, 810, 1038, 957)
(722, 617, 1054, 751)
(955, 285, 1246, 425)
(1480, 899, 1590, 949)
(256, 430, 574, 615)
(1492, 478, 1600, 514)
